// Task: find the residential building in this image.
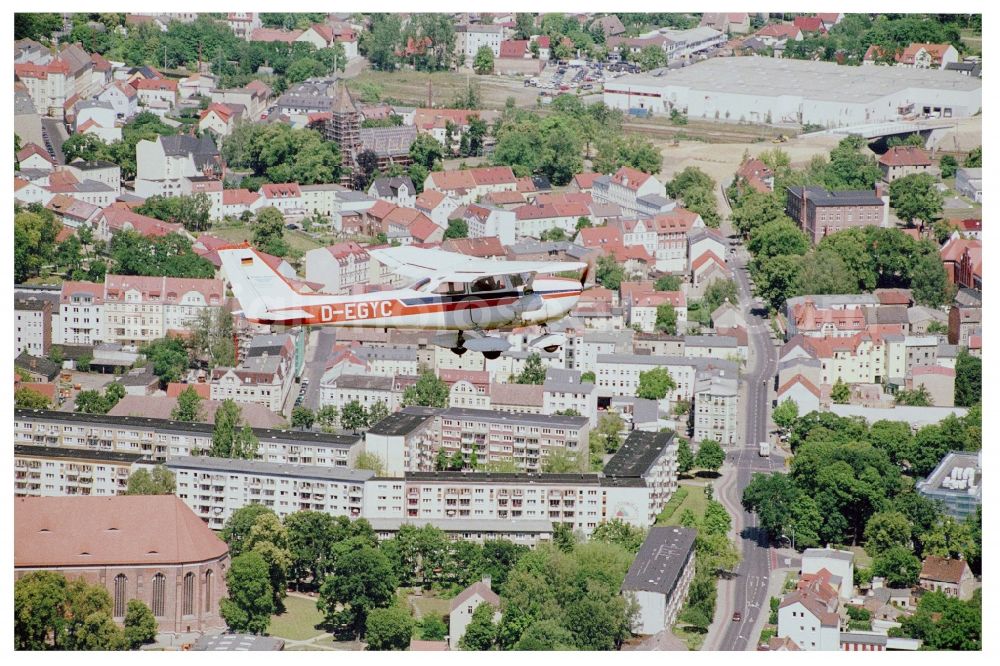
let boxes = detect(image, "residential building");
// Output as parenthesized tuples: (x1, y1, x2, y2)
(14, 495, 229, 633)
(102, 275, 225, 346)
(168, 456, 372, 528)
(948, 287, 981, 347)
(621, 526, 697, 634)
(424, 166, 518, 205)
(877, 146, 931, 182)
(134, 134, 222, 199)
(693, 371, 739, 446)
(226, 12, 262, 40)
(65, 160, 121, 194)
(603, 430, 679, 523)
(368, 517, 552, 548)
(53, 280, 103, 346)
(14, 445, 148, 498)
(305, 242, 371, 294)
(801, 548, 854, 599)
(542, 368, 598, 426)
(362, 470, 653, 536)
(786, 185, 887, 244)
(95, 202, 186, 241)
(916, 450, 981, 519)
(595, 354, 738, 404)
(592, 167, 667, 217)
(134, 77, 178, 111)
(455, 23, 503, 63)
(918, 556, 975, 600)
(321, 375, 399, 413)
(865, 42, 959, 69)
(777, 572, 841, 650)
(449, 579, 501, 649)
(368, 176, 416, 207)
(15, 298, 52, 357)
(15, 407, 360, 467)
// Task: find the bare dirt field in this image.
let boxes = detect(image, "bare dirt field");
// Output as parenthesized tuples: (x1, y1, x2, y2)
(349, 69, 540, 109)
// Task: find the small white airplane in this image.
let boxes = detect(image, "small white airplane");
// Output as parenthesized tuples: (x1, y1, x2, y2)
(218, 243, 589, 359)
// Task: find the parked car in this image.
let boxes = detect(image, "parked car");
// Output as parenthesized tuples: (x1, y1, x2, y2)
(732, 611, 742, 622)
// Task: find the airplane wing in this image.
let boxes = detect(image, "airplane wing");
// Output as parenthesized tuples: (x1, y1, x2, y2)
(368, 246, 585, 281)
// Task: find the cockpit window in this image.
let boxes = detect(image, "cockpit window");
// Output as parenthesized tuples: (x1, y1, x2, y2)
(471, 276, 503, 293)
(433, 281, 466, 295)
(411, 277, 431, 291)
(508, 274, 526, 288)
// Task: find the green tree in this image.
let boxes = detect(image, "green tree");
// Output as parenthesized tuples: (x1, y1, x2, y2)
(401, 370, 450, 407)
(872, 546, 921, 588)
(137, 193, 213, 232)
(889, 173, 943, 226)
(221, 505, 276, 558)
(14, 571, 69, 650)
(654, 274, 682, 291)
(291, 406, 315, 429)
(831, 378, 851, 404)
(654, 303, 678, 334)
(747, 218, 809, 262)
(460, 602, 499, 650)
(754, 253, 802, 311)
(220, 552, 275, 634)
(365, 605, 414, 650)
(514, 618, 576, 650)
(695, 439, 725, 473)
(318, 544, 398, 637)
(340, 400, 368, 433)
(14, 387, 50, 409)
(473, 45, 495, 74)
(542, 449, 582, 473)
(14, 207, 62, 283)
(636, 367, 676, 400)
(591, 519, 647, 553)
(515, 353, 547, 385)
(355, 452, 385, 475)
(125, 465, 176, 495)
(894, 385, 933, 406)
(252, 207, 289, 256)
(677, 438, 694, 475)
(939, 154, 958, 179)
(954, 350, 981, 407)
(730, 189, 786, 238)
(772, 399, 799, 434)
(123, 600, 157, 649)
(580, 370, 595, 383)
(595, 254, 626, 290)
(171, 385, 203, 422)
(141, 337, 190, 386)
(444, 218, 469, 240)
(316, 405, 340, 431)
(418, 614, 448, 640)
(409, 132, 444, 170)
(635, 44, 667, 71)
(212, 400, 257, 458)
(963, 146, 981, 168)
(864, 511, 913, 559)
(246, 512, 293, 610)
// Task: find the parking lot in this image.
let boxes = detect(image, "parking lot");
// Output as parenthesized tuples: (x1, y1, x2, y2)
(526, 59, 639, 101)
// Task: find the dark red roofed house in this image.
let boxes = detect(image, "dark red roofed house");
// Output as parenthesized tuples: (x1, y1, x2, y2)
(15, 495, 230, 633)
(793, 17, 827, 34)
(877, 146, 931, 182)
(919, 556, 975, 600)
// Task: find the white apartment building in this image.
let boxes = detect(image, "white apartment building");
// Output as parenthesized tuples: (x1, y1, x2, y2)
(570, 330, 633, 372)
(364, 409, 440, 476)
(320, 375, 400, 413)
(14, 409, 362, 466)
(15, 298, 52, 357)
(595, 354, 739, 404)
(14, 445, 149, 498)
(778, 586, 841, 651)
(102, 275, 225, 346)
(54, 281, 99, 346)
(363, 471, 652, 536)
(621, 526, 697, 634)
(592, 167, 668, 217)
(542, 368, 599, 426)
(603, 430, 680, 523)
(693, 371, 739, 446)
(168, 456, 373, 529)
(210, 354, 293, 413)
(456, 24, 503, 62)
(134, 134, 220, 199)
(305, 242, 371, 294)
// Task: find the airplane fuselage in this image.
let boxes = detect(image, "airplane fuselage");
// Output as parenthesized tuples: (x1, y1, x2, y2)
(251, 277, 583, 330)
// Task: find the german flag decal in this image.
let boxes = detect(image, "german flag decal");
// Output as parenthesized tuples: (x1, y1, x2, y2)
(241, 257, 253, 265)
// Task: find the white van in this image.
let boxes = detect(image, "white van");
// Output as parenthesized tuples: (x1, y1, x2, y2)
(759, 441, 770, 457)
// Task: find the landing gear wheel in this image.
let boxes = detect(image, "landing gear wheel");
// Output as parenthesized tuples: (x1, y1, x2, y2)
(543, 345, 560, 353)
(482, 350, 502, 360)
(451, 347, 467, 356)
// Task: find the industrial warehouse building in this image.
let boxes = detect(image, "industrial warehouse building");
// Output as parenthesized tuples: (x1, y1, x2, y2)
(603, 57, 982, 127)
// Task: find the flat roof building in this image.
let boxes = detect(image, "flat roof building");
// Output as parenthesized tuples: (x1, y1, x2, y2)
(621, 526, 697, 634)
(916, 450, 981, 518)
(603, 57, 982, 127)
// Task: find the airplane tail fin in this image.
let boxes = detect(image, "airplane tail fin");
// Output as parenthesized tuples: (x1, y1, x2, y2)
(218, 244, 303, 320)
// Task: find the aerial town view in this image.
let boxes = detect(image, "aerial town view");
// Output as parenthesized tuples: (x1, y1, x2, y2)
(11, 6, 986, 654)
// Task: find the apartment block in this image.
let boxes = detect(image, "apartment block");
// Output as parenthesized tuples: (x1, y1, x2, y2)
(14, 409, 361, 466)
(168, 456, 373, 529)
(15, 298, 52, 357)
(14, 445, 150, 498)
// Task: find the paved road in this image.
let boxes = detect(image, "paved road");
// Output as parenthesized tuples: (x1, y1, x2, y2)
(714, 251, 780, 651)
(40, 117, 67, 165)
(301, 328, 336, 411)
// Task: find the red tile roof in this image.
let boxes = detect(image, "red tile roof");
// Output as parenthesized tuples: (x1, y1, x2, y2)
(793, 17, 826, 33)
(221, 188, 260, 206)
(920, 556, 969, 584)
(777, 373, 821, 398)
(134, 78, 178, 92)
(878, 146, 931, 167)
(610, 166, 654, 191)
(261, 182, 302, 198)
(250, 27, 303, 43)
(17, 143, 55, 165)
(15, 495, 229, 567)
(756, 23, 802, 40)
(499, 39, 529, 58)
(573, 172, 602, 189)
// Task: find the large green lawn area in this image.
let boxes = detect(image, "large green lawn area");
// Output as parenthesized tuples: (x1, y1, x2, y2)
(656, 481, 710, 526)
(210, 225, 323, 254)
(268, 594, 326, 641)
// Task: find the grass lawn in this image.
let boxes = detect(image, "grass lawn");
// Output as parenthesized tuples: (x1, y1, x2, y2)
(407, 593, 451, 621)
(848, 545, 872, 569)
(672, 625, 707, 651)
(657, 481, 710, 526)
(209, 225, 323, 255)
(268, 595, 326, 641)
